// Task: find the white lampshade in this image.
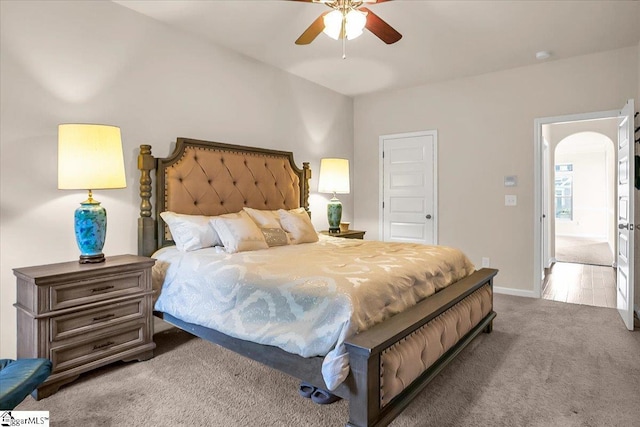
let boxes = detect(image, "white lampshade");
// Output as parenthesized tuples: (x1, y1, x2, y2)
(345, 9, 367, 40)
(58, 124, 126, 190)
(323, 10, 343, 40)
(318, 158, 350, 194)
(323, 9, 367, 41)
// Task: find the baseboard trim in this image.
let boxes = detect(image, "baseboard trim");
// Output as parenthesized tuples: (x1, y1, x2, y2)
(494, 286, 537, 298)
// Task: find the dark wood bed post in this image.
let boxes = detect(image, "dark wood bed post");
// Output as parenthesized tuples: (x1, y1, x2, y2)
(138, 145, 156, 257)
(302, 162, 311, 213)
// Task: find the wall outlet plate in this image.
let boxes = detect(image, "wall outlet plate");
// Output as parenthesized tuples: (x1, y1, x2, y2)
(505, 195, 517, 206)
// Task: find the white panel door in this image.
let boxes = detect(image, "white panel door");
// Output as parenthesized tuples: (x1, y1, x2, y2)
(381, 131, 437, 244)
(616, 99, 635, 331)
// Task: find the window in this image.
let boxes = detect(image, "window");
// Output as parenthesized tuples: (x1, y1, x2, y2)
(555, 164, 573, 220)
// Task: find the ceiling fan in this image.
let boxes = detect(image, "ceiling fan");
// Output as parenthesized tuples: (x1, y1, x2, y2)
(291, 0, 402, 47)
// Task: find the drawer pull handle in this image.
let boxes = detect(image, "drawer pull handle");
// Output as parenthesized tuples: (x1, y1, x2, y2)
(92, 341, 115, 351)
(92, 314, 116, 322)
(91, 285, 115, 293)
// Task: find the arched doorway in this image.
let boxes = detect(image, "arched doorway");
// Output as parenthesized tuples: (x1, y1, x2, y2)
(542, 124, 618, 308)
(535, 100, 636, 329)
(554, 131, 616, 266)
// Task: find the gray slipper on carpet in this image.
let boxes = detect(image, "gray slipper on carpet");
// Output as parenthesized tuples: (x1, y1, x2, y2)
(298, 382, 316, 399)
(311, 388, 341, 405)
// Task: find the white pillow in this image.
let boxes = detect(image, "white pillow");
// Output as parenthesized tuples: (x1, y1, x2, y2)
(243, 207, 282, 228)
(160, 211, 222, 252)
(278, 209, 318, 244)
(243, 207, 306, 229)
(210, 210, 269, 253)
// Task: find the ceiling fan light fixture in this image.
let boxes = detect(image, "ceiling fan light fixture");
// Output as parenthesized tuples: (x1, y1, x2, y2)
(323, 10, 343, 40)
(295, 0, 401, 48)
(345, 9, 367, 40)
(322, 9, 367, 41)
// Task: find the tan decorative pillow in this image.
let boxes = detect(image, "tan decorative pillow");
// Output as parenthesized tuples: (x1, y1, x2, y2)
(210, 211, 268, 253)
(278, 209, 318, 244)
(260, 227, 289, 247)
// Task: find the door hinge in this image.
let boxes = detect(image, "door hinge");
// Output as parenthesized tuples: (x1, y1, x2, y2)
(382, 151, 385, 158)
(382, 201, 385, 209)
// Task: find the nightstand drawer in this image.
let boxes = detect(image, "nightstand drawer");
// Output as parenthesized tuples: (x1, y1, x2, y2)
(14, 255, 155, 399)
(51, 322, 145, 373)
(51, 299, 146, 341)
(50, 271, 145, 311)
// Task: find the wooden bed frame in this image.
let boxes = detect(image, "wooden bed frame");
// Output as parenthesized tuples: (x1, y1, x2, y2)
(137, 138, 497, 427)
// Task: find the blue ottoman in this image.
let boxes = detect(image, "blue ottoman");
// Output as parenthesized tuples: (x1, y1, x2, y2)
(0, 359, 52, 410)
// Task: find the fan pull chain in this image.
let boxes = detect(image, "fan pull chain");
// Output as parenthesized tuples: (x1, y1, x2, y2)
(342, 35, 347, 59)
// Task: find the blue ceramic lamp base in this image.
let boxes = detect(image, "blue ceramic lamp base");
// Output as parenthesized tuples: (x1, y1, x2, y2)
(74, 194, 107, 264)
(327, 194, 342, 233)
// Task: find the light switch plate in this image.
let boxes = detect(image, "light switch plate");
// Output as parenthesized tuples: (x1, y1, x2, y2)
(504, 175, 518, 187)
(505, 195, 517, 206)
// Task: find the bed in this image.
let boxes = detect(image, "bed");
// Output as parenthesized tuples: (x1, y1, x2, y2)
(137, 138, 497, 427)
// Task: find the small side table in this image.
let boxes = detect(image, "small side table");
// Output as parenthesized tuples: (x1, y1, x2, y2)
(13, 254, 156, 399)
(320, 230, 366, 240)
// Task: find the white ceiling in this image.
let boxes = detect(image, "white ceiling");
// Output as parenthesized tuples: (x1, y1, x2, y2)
(113, 0, 640, 97)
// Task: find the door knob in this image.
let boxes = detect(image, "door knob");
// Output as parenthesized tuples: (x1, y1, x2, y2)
(426, 214, 432, 219)
(618, 223, 629, 230)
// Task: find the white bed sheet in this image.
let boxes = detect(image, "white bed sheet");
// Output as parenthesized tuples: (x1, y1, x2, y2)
(153, 234, 475, 390)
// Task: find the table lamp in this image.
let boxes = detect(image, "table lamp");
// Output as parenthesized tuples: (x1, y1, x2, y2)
(318, 158, 350, 233)
(58, 124, 126, 263)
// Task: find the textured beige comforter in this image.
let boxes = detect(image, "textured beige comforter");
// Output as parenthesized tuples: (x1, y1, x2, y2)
(153, 234, 475, 389)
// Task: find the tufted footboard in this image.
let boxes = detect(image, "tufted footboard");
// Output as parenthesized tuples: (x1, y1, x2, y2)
(344, 268, 497, 427)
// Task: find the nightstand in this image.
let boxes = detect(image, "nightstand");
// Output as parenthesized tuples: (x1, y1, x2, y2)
(320, 230, 366, 239)
(13, 254, 156, 400)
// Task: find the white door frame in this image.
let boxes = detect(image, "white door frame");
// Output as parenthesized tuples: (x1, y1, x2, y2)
(379, 130, 438, 243)
(542, 137, 551, 269)
(534, 109, 619, 298)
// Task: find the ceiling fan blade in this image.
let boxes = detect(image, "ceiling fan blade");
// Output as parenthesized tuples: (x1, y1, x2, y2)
(295, 12, 329, 45)
(360, 7, 402, 44)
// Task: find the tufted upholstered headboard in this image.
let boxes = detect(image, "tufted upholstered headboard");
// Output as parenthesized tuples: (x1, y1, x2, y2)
(137, 138, 311, 256)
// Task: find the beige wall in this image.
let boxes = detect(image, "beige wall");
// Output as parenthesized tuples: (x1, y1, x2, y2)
(0, 1, 353, 358)
(353, 47, 638, 294)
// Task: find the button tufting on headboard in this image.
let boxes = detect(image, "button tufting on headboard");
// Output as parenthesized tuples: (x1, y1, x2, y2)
(164, 145, 301, 218)
(138, 138, 310, 255)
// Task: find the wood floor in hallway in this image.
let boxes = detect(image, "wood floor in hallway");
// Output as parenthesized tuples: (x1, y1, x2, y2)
(542, 262, 616, 309)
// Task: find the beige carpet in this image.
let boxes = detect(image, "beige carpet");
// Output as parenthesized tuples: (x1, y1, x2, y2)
(17, 294, 640, 426)
(555, 236, 614, 266)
